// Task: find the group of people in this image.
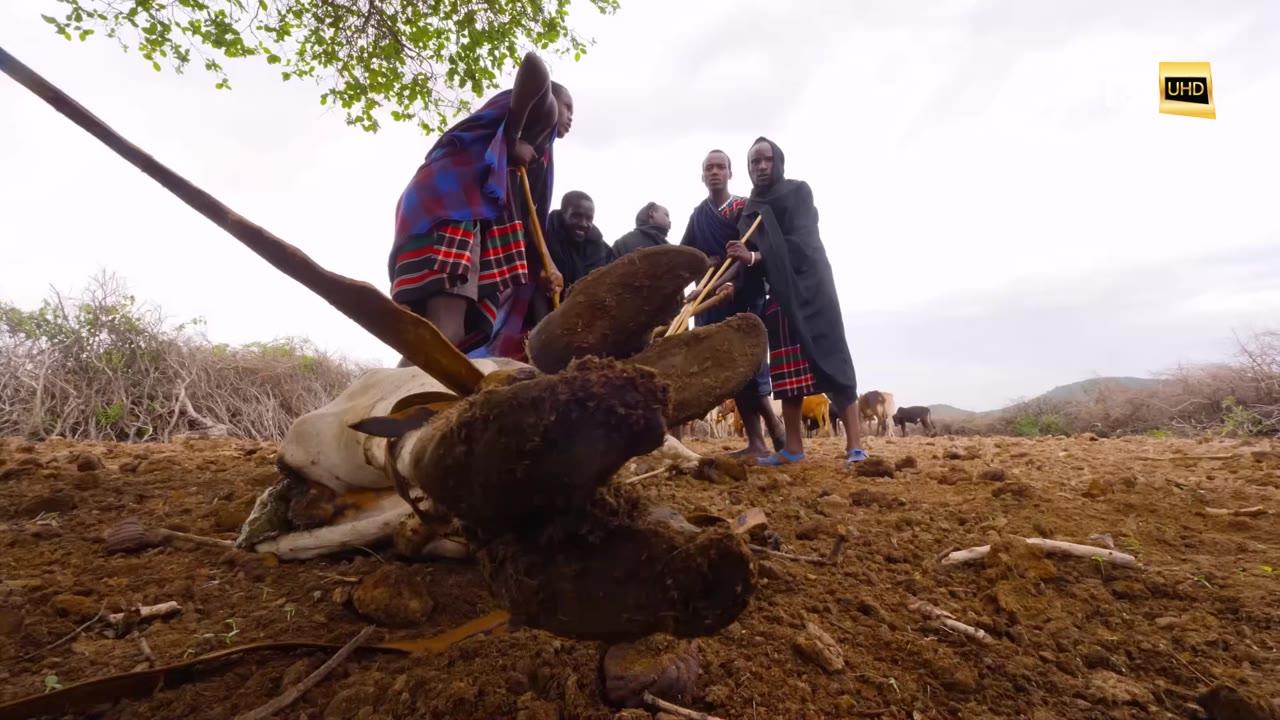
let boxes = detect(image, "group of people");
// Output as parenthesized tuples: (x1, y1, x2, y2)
(386, 52, 866, 466)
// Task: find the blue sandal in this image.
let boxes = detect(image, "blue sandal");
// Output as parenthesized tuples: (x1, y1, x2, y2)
(845, 448, 868, 464)
(758, 449, 806, 466)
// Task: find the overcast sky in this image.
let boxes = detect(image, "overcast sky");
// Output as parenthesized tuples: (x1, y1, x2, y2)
(2, 0, 1278, 412)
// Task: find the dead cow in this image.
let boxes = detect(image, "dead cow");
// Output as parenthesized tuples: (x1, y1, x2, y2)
(892, 405, 936, 437)
(857, 390, 895, 437)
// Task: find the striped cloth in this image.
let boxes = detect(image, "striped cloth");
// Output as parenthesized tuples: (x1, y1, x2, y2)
(390, 217, 529, 354)
(764, 299, 819, 399)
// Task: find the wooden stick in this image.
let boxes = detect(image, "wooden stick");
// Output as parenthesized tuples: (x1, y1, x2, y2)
(233, 625, 375, 720)
(0, 47, 483, 397)
(1137, 453, 1238, 461)
(908, 601, 994, 645)
(661, 266, 717, 336)
(642, 691, 726, 720)
(514, 166, 560, 309)
(622, 465, 674, 485)
(940, 537, 1140, 568)
(107, 602, 182, 627)
(155, 529, 235, 549)
(750, 544, 833, 565)
(667, 289, 735, 337)
(1202, 506, 1268, 517)
(664, 214, 763, 338)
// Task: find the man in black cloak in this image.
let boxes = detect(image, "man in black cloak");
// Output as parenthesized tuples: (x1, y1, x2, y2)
(611, 202, 673, 259)
(726, 137, 867, 466)
(544, 190, 614, 294)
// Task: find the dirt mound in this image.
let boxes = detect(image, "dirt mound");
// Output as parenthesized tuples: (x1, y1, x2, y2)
(2, 434, 1279, 718)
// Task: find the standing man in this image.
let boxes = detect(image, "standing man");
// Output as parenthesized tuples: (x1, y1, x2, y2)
(726, 137, 866, 466)
(544, 190, 614, 293)
(680, 149, 785, 458)
(388, 52, 566, 361)
(611, 202, 673, 259)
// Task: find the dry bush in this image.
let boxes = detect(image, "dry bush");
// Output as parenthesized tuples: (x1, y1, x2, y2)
(0, 272, 367, 442)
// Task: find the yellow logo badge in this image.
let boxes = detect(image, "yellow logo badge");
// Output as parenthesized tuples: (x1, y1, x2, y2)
(1159, 62, 1215, 119)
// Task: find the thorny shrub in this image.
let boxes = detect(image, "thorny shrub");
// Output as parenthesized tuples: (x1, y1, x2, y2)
(0, 272, 366, 441)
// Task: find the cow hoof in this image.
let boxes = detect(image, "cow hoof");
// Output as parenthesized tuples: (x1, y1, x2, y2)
(408, 357, 669, 536)
(477, 492, 755, 643)
(628, 313, 768, 426)
(526, 245, 709, 374)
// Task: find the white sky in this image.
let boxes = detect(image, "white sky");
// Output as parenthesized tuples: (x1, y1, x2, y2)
(2, 0, 1278, 412)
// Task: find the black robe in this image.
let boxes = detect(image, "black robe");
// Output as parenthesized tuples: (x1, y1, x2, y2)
(739, 137, 858, 401)
(544, 209, 614, 291)
(611, 225, 670, 259)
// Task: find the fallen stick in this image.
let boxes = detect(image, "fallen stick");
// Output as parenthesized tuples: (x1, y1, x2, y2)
(1202, 506, 1268, 517)
(20, 603, 106, 661)
(940, 538, 1140, 569)
(908, 601, 994, 645)
(107, 602, 182, 628)
(643, 691, 726, 720)
(1137, 453, 1238, 461)
(155, 529, 235, 549)
(750, 544, 832, 565)
(233, 625, 375, 720)
(622, 465, 674, 485)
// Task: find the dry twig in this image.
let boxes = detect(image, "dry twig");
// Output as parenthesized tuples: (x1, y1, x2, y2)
(749, 544, 832, 565)
(21, 602, 107, 661)
(909, 600, 995, 644)
(643, 691, 726, 720)
(941, 537, 1140, 568)
(233, 625, 375, 720)
(1202, 506, 1268, 517)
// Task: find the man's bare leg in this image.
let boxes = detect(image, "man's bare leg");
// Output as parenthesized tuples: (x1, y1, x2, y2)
(839, 402, 865, 459)
(729, 390, 772, 458)
(760, 399, 786, 451)
(782, 397, 805, 456)
(398, 295, 468, 366)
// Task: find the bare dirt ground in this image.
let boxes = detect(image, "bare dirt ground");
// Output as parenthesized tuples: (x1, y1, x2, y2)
(2, 432, 1279, 719)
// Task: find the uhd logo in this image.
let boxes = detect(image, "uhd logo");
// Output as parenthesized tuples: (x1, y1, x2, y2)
(1160, 62, 1215, 119)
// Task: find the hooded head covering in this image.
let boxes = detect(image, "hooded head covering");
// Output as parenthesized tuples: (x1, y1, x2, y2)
(748, 136, 790, 199)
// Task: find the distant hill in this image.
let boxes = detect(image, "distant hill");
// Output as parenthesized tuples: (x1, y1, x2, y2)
(928, 376, 1166, 423)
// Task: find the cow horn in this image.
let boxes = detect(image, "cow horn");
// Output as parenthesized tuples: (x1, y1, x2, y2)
(0, 47, 484, 397)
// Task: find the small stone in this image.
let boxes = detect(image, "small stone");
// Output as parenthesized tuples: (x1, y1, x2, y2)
(1085, 669, 1153, 706)
(756, 561, 791, 583)
(794, 521, 827, 541)
(74, 452, 104, 472)
(992, 482, 1034, 500)
(1154, 616, 1184, 629)
(979, 467, 1007, 482)
(817, 494, 848, 517)
(18, 494, 76, 518)
(323, 687, 379, 720)
(52, 594, 100, 622)
(894, 455, 918, 471)
(29, 525, 63, 541)
(853, 457, 895, 479)
(0, 606, 24, 637)
(351, 565, 434, 628)
(1196, 683, 1275, 720)
(118, 460, 141, 474)
(1083, 477, 1114, 499)
(849, 489, 894, 508)
(792, 621, 844, 672)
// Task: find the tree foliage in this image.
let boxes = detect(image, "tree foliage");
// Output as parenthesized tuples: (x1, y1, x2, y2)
(38, 0, 618, 134)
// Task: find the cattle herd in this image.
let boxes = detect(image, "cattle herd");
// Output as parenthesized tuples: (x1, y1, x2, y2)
(699, 390, 937, 440)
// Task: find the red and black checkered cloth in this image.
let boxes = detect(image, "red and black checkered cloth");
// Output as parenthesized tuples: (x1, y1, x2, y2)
(764, 299, 820, 399)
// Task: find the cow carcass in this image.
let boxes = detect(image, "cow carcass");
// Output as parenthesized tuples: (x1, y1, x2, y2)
(238, 246, 770, 642)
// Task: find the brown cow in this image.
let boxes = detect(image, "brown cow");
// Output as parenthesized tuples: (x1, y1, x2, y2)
(893, 405, 936, 437)
(856, 390, 894, 437)
(801, 394, 832, 437)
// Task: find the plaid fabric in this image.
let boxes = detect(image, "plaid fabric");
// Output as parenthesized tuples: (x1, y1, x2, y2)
(718, 195, 747, 220)
(390, 90, 555, 275)
(390, 218, 530, 355)
(765, 299, 819, 399)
